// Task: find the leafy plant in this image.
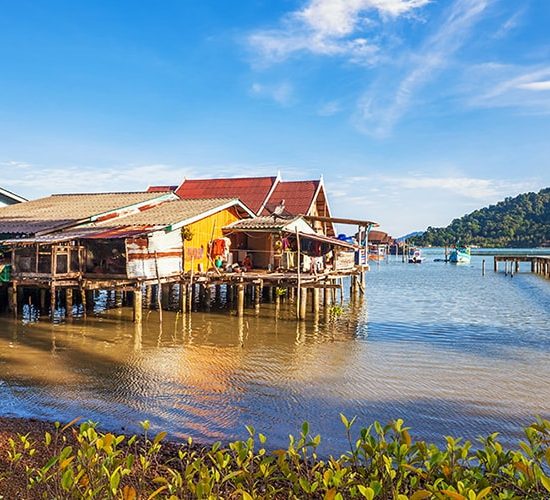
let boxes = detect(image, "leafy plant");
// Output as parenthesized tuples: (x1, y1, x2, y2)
(3, 416, 550, 499)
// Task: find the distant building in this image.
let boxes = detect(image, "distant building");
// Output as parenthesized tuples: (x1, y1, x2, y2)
(0, 187, 26, 207)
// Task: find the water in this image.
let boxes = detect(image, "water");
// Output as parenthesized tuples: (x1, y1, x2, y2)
(1, 249, 549, 454)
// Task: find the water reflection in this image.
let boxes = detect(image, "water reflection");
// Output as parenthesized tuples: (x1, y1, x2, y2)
(1, 251, 549, 454)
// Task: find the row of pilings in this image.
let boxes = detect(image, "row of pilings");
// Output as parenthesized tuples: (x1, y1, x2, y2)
(1, 273, 366, 323)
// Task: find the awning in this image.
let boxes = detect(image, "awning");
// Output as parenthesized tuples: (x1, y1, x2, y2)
(296, 231, 358, 250)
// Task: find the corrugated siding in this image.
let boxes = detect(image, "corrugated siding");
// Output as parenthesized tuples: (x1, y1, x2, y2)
(183, 208, 240, 272)
(126, 230, 182, 279)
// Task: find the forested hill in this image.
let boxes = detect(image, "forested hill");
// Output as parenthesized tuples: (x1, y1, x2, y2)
(410, 188, 550, 248)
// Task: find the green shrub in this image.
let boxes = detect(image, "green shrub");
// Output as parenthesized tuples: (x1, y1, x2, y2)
(3, 415, 550, 499)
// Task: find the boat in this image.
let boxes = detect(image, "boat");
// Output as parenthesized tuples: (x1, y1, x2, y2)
(449, 245, 471, 264)
(408, 248, 422, 264)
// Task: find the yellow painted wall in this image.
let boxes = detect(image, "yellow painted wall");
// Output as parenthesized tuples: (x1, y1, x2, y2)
(183, 207, 241, 272)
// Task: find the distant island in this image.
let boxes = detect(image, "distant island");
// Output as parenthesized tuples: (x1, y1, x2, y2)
(410, 187, 550, 248)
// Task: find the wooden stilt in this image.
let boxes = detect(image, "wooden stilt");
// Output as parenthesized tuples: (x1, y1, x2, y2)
(237, 283, 244, 317)
(482, 259, 486, 276)
(133, 288, 143, 323)
(50, 286, 56, 320)
(299, 286, 307, 321)
(115, 290, 123, 308)
(180, 282, 187, 314)
(80, 288, 87, 318)
(312, 287, 320, 314)
(11, 283, 17, 319)
(39, 288, 47, 314)
(254, 281, 262, 314)
(66, 288, 73, 318)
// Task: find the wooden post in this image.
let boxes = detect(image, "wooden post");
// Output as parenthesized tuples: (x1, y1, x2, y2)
(40, 288, 47, 314)
(11, 283, 18, 318)
(50, 286, 56, 320)
(254, 281, 262, 315)
(515, 260, 520, 273)
(296, 228, 302, 320)
(482, 259, 485, 276)
(180, 282, 187, 314)
(133, 287, 143, 323)
(66, 288, 73, 318)
(237, 283, 244, 317)
(145, 285, 152, 308)
(312, 287, 320, 314)
(511, 261, 514, 277)
(299, 286, 307, 320)
(80, 287, 87, 318)
(115, 290, 123, 308)
(494, 258, 497, 273)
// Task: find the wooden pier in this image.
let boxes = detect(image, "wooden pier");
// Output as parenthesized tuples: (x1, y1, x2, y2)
(493, 255, 550, 279)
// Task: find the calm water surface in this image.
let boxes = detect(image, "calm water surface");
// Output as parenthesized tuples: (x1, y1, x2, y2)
(1, 249, 549, 454)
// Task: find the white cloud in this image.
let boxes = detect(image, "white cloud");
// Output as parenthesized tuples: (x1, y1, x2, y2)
(0, 163, 198, 199)
(250, 81, 294, 105)
(465, 65, 550, 112)
(355, 0, 492, 137)
(330, 172, 541, 235)
(248, 0, 430, 64)
(516, 80, 550, 91)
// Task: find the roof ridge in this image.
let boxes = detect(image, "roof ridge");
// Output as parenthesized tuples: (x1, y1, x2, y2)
(50, 191, 155, 197)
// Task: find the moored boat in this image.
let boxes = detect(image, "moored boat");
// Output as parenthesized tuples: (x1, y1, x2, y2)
(408, 248, 422, 264)
(449, 245, 471, 264)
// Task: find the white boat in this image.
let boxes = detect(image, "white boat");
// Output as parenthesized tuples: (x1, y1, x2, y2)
(408, 249, 422, 264)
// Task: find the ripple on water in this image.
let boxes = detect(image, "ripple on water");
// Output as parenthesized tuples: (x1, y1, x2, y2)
(0, 250, 549, 453)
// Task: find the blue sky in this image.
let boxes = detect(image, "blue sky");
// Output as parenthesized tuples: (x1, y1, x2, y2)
(0, 0, 549, 235)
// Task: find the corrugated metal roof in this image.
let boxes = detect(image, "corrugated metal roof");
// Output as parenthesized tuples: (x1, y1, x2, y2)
(175, 176, 277, 214)
(263, 180, 320, 216)
(224, 215, 301, 231)
(2, 198, 243, 244)
(90, 198, 238, 227)
(0, 192, 167, 236)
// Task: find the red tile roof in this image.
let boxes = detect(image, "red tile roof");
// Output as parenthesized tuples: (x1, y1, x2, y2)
(263, 180, 320, 215)
(175, 176, 277, 214)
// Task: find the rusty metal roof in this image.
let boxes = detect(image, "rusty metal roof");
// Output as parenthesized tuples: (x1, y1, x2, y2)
(1, 198, 250, 244)
(175, 176, 277, 214)
(224, 215, 302, 232)
(0, 192, 169, 237)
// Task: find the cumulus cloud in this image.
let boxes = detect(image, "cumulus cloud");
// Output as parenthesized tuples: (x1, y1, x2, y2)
(248, 0, 430, 64)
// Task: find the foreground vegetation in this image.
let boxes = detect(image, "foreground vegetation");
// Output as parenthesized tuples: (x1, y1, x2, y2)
(1, 416, 550, 499)
(411, 188, 550, 248)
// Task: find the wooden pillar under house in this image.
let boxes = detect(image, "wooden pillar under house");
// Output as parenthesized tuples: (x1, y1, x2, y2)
(50, 286, 56, 320)
(237, 283, 245, 317)
(66, 288, 73, 318)
(298, 286, 307, 321)
(133, 288, 143, 324)
(254, 281, 262, 314)
(312, 287, 320, 314)
(180, 281, 187, 314)
(80, 288, 87, 318)
(10, 283, 17, 318)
